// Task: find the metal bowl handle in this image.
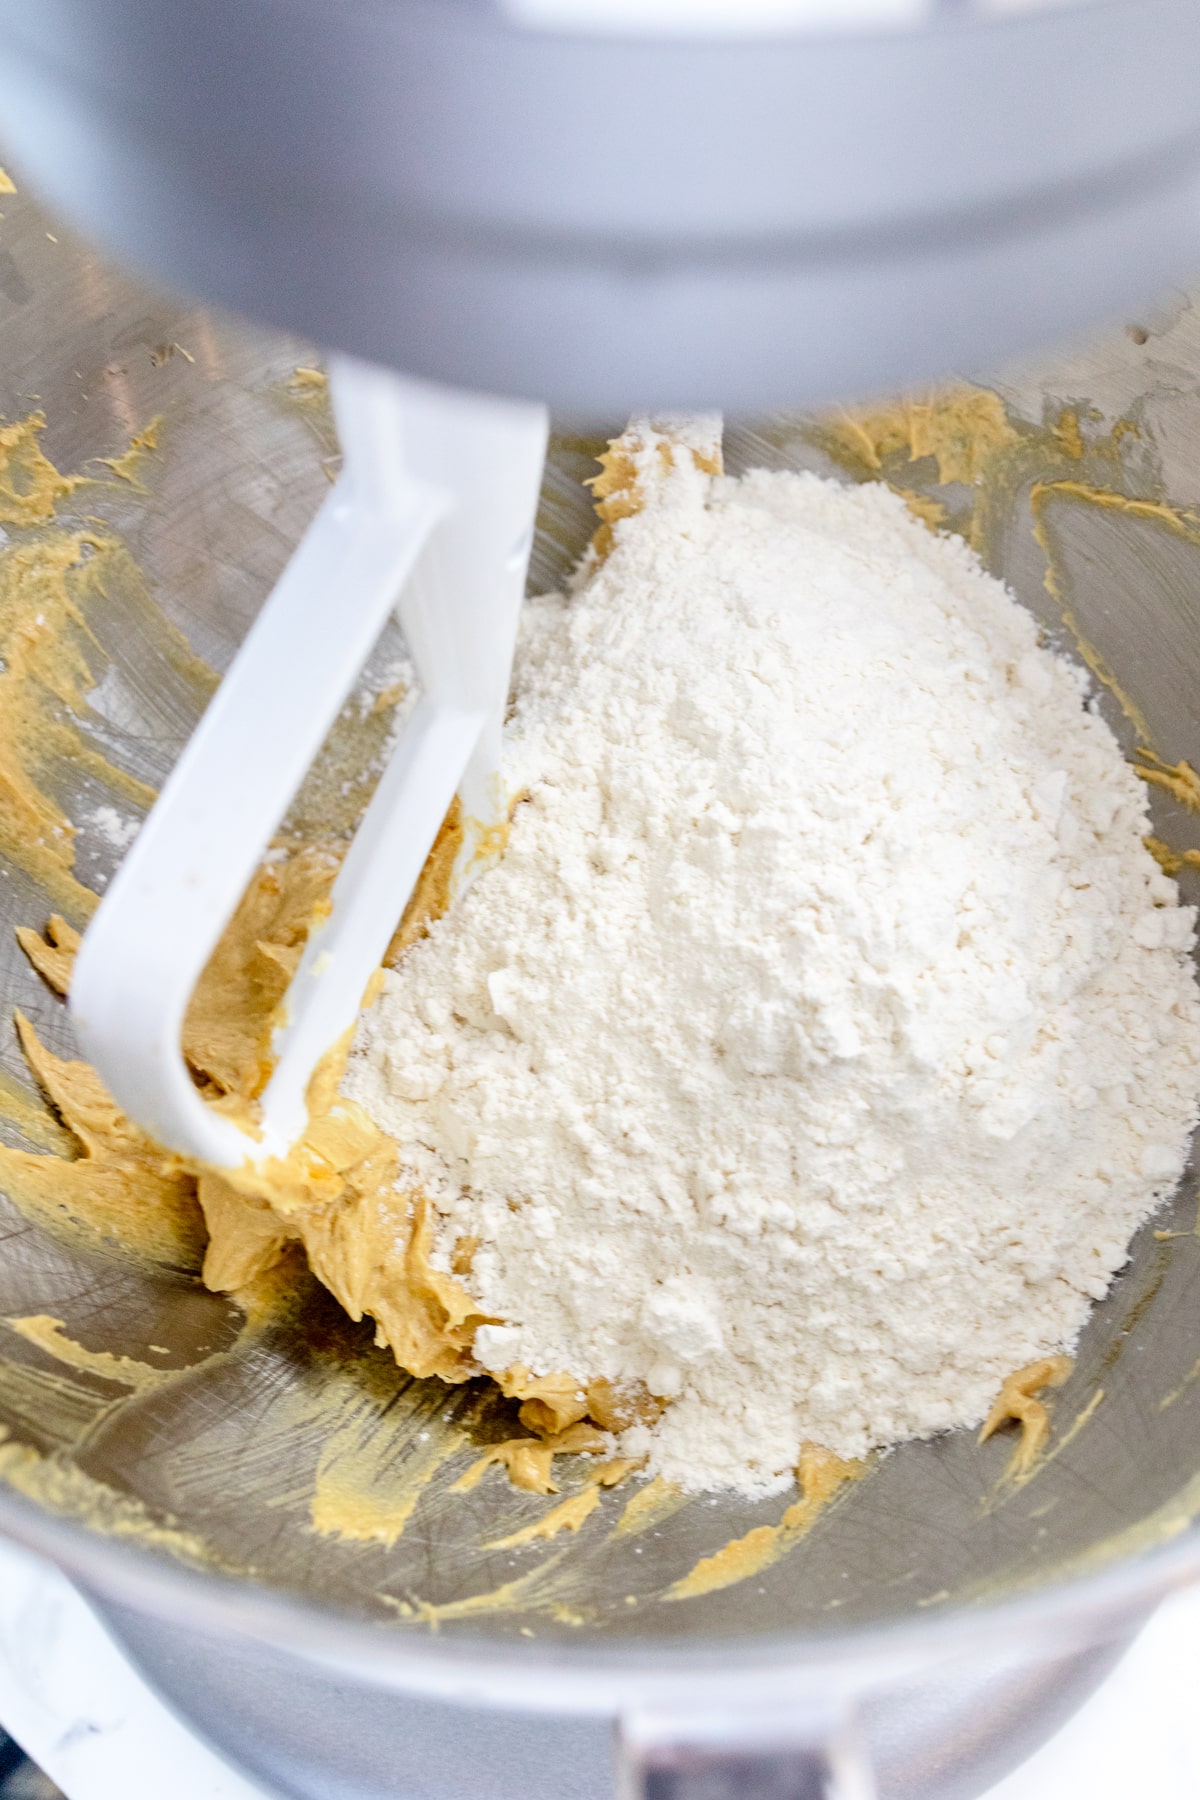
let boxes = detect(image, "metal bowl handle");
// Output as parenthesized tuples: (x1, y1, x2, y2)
(618, 1699, 876, 1800)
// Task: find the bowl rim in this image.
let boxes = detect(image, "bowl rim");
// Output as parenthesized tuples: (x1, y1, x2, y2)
(1, 1474, 1197, 1712)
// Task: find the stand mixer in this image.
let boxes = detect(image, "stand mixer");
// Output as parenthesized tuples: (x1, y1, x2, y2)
(1, 2, 1200, 1797)
(6, 0, 1200, 1169)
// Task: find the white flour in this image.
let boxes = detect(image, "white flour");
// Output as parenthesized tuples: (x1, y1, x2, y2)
(88, 804, 140, 851)
(344, 434, 1200, 1496)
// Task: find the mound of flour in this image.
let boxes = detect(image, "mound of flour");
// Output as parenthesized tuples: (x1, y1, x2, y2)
(344, 443, 1200, 1496)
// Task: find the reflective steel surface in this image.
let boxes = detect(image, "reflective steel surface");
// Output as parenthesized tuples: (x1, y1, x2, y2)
(1, 173, 1200, 1709)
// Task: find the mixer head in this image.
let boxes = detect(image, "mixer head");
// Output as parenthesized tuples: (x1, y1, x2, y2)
(0, 0, 1198, 412)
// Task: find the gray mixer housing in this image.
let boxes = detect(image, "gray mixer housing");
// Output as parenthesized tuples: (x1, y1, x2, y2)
(1, 0, 1200, 412)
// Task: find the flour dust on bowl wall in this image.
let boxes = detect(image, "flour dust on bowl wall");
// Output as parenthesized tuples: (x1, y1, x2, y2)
(5, 170, 1200, 1718)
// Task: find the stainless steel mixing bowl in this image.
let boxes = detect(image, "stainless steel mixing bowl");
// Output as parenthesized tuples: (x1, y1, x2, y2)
(4, 177, 1200, 1800)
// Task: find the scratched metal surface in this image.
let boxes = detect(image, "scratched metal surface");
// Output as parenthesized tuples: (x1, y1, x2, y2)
(2, 170, 1200, 1655)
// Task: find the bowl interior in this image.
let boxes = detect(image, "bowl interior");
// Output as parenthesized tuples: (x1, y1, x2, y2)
(3, 178, 1200, 1654)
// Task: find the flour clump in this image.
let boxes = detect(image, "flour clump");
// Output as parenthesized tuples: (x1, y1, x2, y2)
(344, 424, 1200, 1497)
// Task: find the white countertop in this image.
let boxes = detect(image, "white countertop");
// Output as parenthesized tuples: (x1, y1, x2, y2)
(0, 1534, 1197, 1800)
